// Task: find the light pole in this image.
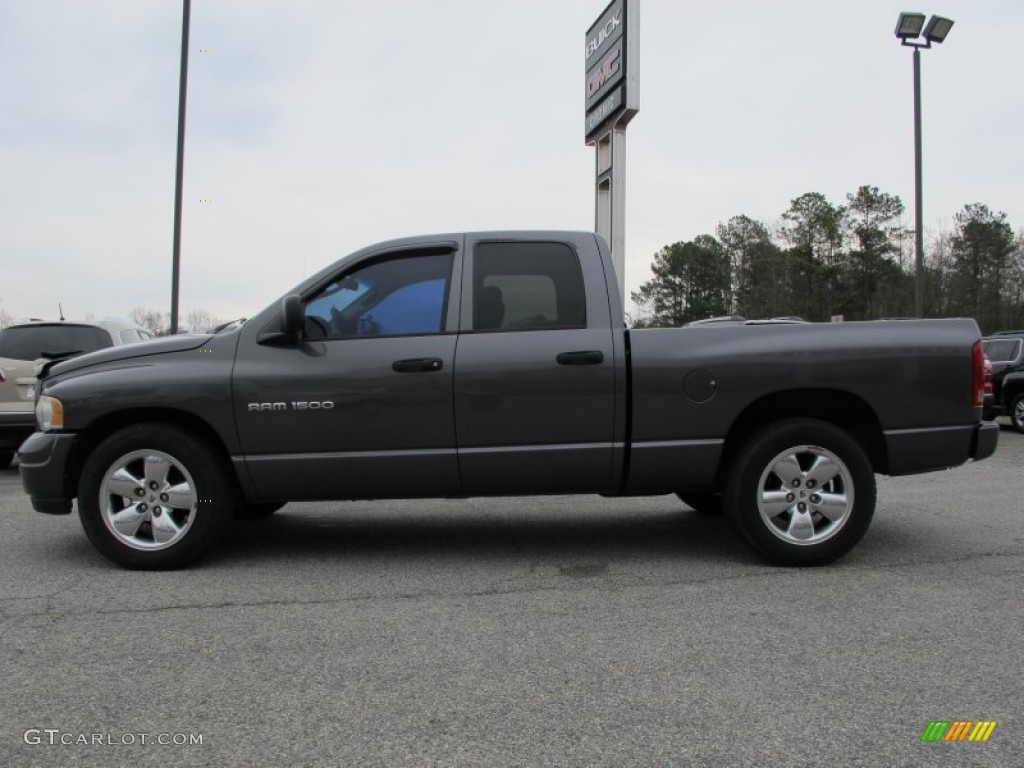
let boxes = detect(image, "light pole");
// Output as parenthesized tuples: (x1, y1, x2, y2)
(170, 0, 191, 335)
(895, 12, 953, 318)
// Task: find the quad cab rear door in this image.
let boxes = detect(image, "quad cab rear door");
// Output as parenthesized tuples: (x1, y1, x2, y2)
(452, 233, 622, 494)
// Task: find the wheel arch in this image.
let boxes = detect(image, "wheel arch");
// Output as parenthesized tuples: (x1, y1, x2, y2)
(67, 409, 237, 500)
(717, 389, 888, 486)
(1002, 373, 1024, 405)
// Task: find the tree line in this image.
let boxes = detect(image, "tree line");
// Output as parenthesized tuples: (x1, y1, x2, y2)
(129, 307, 224, 336)
(0, 307, 222, 334)
(631, 186, 1023, 334)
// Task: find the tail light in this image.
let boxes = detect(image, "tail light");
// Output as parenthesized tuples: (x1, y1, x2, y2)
(971, 340, 986, 407)
(984, 357, 993, 396)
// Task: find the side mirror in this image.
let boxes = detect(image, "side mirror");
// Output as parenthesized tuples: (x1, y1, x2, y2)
(282, 294, 303, 336)
(257, 294, 304, 346)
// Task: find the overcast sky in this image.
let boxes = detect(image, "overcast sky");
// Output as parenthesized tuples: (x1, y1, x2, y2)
(2, 0, 1021, 326)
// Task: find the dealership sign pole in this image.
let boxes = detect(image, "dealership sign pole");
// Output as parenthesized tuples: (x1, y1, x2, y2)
(585, 0, 638, 294)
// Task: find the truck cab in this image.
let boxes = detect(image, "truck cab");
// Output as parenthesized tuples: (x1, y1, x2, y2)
(232, 232, 626, 500)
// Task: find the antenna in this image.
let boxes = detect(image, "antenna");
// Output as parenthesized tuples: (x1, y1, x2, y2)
(59, 302, 65, 321)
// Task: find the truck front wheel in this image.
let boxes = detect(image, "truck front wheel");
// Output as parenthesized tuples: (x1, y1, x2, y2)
(723, 419, 875, 566)
(78, 424, 236, 569)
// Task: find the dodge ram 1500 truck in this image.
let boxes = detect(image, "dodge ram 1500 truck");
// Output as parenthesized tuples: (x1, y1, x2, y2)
(18, 231, 999, 569)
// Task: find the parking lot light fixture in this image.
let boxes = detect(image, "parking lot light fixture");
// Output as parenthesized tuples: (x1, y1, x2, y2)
(894, 11, 954, 318)
(924, 16, 954, 44)
(895, 12, 926, 39)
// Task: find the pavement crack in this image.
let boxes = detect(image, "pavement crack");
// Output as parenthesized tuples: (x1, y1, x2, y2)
(2, 550, 1020, 622)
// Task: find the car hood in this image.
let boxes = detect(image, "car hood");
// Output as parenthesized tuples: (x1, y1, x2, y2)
(43, 335, 213, 378)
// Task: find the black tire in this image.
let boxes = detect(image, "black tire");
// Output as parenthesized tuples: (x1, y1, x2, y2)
(78, 423, 236, 569)
(237, 502, 285, 519)
(676, 492, 722, 515)
(0, 450, 14, 469)
(1010, 393, 1024, 434)
(723, 419, 876, 566)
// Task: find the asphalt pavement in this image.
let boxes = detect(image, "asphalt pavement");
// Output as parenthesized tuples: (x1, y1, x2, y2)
(1, 427, 1021, 767)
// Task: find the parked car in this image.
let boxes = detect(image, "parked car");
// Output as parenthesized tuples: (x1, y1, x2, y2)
(0, 319, 152, 467)
(981, 331, 1024, 432)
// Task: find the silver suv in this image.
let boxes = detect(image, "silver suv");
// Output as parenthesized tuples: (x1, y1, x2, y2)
(0, 319, 153, 467)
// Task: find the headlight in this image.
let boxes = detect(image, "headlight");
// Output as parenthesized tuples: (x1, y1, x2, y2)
(35, 396, 64, 431)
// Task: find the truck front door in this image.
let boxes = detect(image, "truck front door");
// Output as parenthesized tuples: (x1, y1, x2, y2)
(233, 245, 462, 500)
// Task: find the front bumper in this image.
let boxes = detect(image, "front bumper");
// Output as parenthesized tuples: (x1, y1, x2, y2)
(970, 420, 1000, 462)
(18, 430, 77, 514)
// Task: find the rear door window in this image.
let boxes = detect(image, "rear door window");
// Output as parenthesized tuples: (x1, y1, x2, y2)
(471, 242, 587, 331)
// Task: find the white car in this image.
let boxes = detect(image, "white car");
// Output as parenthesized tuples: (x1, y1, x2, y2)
(0, 319, 153, 467)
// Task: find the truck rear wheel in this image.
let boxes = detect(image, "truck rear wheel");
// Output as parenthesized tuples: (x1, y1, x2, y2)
(723, 419, 875, 566)
(78, 423, 236, 569)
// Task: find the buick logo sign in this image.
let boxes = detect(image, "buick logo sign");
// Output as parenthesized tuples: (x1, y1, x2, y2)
(585, 10, 621, 61)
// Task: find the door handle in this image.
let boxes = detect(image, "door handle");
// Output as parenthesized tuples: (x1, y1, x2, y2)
(392, 357, 444, 373)
(556, 350, 604, 366)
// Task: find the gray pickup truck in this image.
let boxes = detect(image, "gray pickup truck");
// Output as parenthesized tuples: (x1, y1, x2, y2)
(19, 231, 998, 569)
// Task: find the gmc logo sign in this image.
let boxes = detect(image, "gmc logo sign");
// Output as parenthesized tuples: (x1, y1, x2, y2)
(587, 47, 621, 99)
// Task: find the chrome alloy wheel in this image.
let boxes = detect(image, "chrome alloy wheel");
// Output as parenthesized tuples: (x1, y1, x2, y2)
(99, 450, 197, 551)
(756, 444, 854, 546)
